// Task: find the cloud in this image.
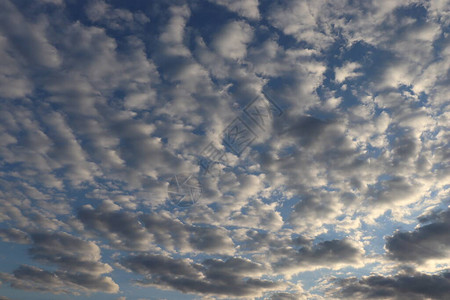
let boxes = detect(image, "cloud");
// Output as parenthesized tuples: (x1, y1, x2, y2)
(269, 292, 305, 300)
(0, 231, 118, 295)
(77, 203, 235, 255)
(187, 225, 235, 255)
(78, 204, 154, 251)
(28, 231, 113, 275)
(120, 253, 202, 278)
(331, 269, 450, 300)
(230, 199, 284, 231)
(267, 0, 334, 50)
(85, 0, 150, 30)
(209, 0, 260, 19)
(159, 5, 191, 57)
(212, 21, 253, 60)
(0, 228, 31, 244)
(0, 0, 60, 99)
(120, 254, 284, 298)
(386, 208, 450, 264)
(0, 265, 119, 295)
(0, 0, 60, 69)
(270, 239, 365, 275)
(233, 229, 311, 253)
(0, 0, 449, 299)
(334, 62, 363, 83)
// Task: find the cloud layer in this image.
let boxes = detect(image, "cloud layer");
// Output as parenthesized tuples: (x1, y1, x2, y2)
(0, 0, 449, 299)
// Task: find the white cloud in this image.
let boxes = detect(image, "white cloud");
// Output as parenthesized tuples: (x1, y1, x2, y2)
(334, 62, 363, 83)
(212, 21, 253, 60)
(210, 0, 260, 19)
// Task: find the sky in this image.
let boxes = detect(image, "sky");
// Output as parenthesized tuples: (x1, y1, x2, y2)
(0, 0, 449, 299)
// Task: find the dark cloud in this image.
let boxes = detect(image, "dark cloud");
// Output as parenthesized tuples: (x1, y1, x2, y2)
(0, 265, 118, 295)
(140, 211, 190, 251)
(187, 226, 234, 254)
(0, 231, 118, 295)
(77, 204, 153, 251)
(121, 253, 202, 278)
(28, 231, 112, 275)
(386, 208, 450, 263)
(234, 231, 362, 276)
(85, 0, 150, 30)
(208, 0, 260, 20)
(121, 254, 283, 297)
(271, 239, 364, 274)
(78, 203, 235, 254)
(0, 228, 30, 244)
(269, 292, 303, 300)
(332, 270, 450, 300)
(234, 229, 312, 254)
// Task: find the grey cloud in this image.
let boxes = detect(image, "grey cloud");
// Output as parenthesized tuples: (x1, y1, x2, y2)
(235, 229, 311, 253)
(0, 4, 174, 191)
(188, 226, 235, 254)
(0, 0, 60, 69)
(259, 115, 368, 198)
(0, 0, 58, 98)
(332, 270, 450, 300)
(0, 265, 119, 295)
(121, 254, 283, 297)
(85, 0, 150, 30)
(386, 208, 450, 264)
(235, 231, 363, 276)
(202, 256, 266, 277)
(78, 204, 235, 254)
(269, 292, 304, 300)
(121, 254, 202, 278)
(140, 212, 191, 251)
(29, 231, 112, 275)
(78, 204, 153, 251)
(0, 0, 449, 299)
(367, 176, 419, 206)
(0, 231, 118, 295)
(271, 239, 364, 274)
(208, 0, 260, 20)
(230, 199, 284, 231)
(0, 228, 30, 244)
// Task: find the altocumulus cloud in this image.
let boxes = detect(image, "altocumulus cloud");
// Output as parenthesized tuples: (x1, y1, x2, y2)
(0, 0, 449, 299)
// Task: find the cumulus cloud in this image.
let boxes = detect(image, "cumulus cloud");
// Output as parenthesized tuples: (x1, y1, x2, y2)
(0, 231, 118, 295)
(386, 208, 450, 264)
(212, 21, 253, 60)
(0, 0, 59, 98)
(267, 0, 334, 50)
(331, 269, 450, 300)
(0, 265, 119, 295)
(77, 203, 235, 255)
(28, 231, 113, 275)
(85, 0, 150, 30)
(120, 254, 284, 298)
(270, 239, 365, 275)
(0, 228, 31, 244)
(209, 0, 260, 19)
(335, 62, 363, 83)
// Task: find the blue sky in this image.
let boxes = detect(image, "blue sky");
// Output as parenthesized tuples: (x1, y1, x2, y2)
(0, 0, 449, 299)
